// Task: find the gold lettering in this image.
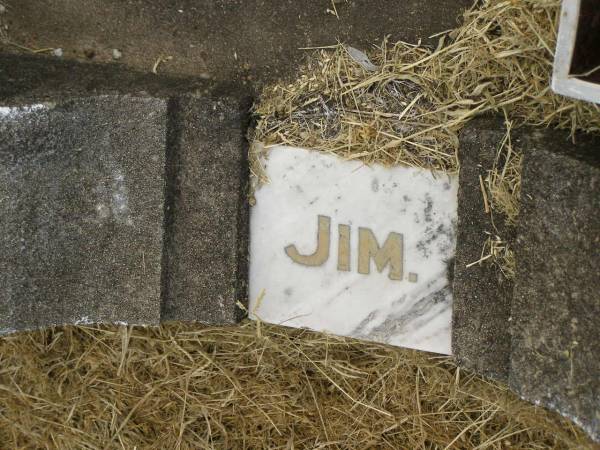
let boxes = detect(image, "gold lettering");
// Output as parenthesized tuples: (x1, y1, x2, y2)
(357, 228, 403, 280)
(285, 215, 331, 266)
(337, 224, 351, 271)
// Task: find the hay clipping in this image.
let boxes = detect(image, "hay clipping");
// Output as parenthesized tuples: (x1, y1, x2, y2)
(1, 323, 597, 448)
(254, 0, 599, 172)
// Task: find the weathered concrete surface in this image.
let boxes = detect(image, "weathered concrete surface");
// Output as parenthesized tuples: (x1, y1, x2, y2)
(0, 55, 251, 331)
(452, 117, 515, 382)
(509, 129, 600, 442)
(0, 97, 167, 332)
(0, 53, 216, 105)
(1, 0, 472, 86)
(161, 96, 249, 324)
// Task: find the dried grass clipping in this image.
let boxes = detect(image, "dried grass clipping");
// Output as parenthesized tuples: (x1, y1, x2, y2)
(1, 323, 597, 449)
(476, 115, 521, 278)
(254, 0, 600, 174)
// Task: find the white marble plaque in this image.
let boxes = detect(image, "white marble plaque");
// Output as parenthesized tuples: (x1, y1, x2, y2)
(249, 146, 458, 354)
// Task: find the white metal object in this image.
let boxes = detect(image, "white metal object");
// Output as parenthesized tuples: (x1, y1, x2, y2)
(552, 0, 600, 104)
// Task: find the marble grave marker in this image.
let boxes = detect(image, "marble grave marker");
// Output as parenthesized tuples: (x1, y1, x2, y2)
(249, 146, 458, 354)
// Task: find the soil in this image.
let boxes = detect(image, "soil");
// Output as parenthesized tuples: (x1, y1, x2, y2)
(0, 0, 471, 91)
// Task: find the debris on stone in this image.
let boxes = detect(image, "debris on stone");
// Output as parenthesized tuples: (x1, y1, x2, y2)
(452, 117, 515, 382)
(454, 116, 600, 442)
(112, 48, 122, 59)
(346, 46, 378, 71)
(152, 55, 172, 74)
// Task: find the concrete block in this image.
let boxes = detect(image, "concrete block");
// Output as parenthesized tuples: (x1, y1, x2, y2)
(0, 96, 167, 332)
(452, 117, 515, 382)
(0, 53, 213, 105)
(160, 96, 249, 324)
(509, 128, 600, 442)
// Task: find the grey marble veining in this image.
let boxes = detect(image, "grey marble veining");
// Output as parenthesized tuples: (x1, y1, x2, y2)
(249, 146, 458, 354)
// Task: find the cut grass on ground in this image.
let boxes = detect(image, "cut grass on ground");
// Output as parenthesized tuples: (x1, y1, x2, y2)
(0, 323, 597, 449)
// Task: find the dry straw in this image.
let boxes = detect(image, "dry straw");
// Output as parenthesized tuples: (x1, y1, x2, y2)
(3, 1, 600, 448)
(1, 323, 597, 449)
(255, 0, 600, 171)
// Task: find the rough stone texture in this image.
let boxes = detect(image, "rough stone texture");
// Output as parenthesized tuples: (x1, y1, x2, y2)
(0, 53, 216, 105)
(509, 129, 600, 442)
(1, 0, 471, 86)
(0, 96, 167, 332)
(160, 96, 249, 324)
(452, 117, 514, 382)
